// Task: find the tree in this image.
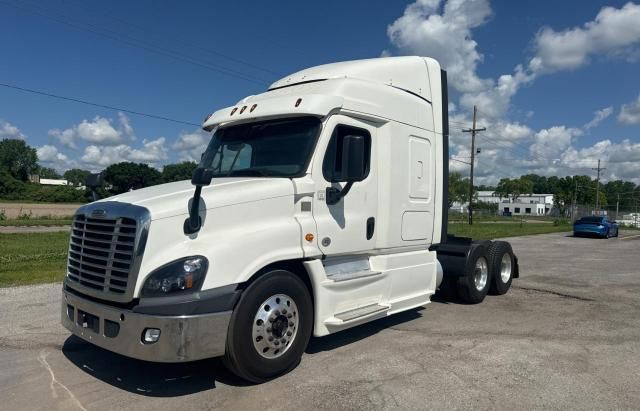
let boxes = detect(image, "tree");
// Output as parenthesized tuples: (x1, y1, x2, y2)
(63, 168, 91, 186)
(448, 172, 471, 207)
(162, 161, 197, 183)
(494, 177, 533, 201)
(0, 138, 38, 181)
(38, 167, 61, 179)
(103, 162, 162, 195)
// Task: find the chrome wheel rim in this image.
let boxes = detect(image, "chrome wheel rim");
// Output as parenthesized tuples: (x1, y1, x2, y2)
(500, 253, 512, 283)
(252, 294, 299, 359)
(474, 257, 489, 291)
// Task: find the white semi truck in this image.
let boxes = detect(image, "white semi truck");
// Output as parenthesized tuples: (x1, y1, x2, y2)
(61, 56, 519, 383)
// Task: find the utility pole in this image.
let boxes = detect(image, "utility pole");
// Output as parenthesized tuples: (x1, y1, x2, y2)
(616, 193, 620, 220)
(573, 180, 578, 220)
(462, 105, 486, 225)
(592, 159, 606, 215)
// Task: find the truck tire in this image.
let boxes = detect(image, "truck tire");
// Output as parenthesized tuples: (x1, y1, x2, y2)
(223, 269, 313, 383)
(457, 244, 490, 304)
(488, 241, 514, 295)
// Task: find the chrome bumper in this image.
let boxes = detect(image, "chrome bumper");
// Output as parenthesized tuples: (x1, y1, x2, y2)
(61, 289, 231, 363)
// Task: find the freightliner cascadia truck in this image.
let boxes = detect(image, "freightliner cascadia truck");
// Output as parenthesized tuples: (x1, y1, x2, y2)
(61, 56, 519, 383)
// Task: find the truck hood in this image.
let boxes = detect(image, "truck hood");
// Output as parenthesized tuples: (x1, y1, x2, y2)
(99, 178, 295, 220)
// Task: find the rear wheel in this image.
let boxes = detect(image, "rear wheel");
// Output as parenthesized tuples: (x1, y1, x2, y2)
(223, 269, 313, 383)
(457, 245, 491, 304)
(488, 241, 514, 295)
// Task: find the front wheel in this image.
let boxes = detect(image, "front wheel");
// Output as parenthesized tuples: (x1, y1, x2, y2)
(223, 269, 313, 383)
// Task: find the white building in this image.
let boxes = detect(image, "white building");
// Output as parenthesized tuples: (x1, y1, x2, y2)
(39, 178, 70, 186)
(499, 194, 554, 216)
(450, 192, 555, 216)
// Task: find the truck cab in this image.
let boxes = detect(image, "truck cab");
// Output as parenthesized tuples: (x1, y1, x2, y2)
(61, 56, 518, 383)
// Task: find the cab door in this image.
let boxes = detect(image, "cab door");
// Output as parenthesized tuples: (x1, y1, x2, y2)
(311, 115, 377, 255)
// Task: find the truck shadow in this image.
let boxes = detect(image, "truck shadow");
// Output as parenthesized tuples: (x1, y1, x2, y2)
(62, 298, 453, 395)
(61, 336, 251, 397)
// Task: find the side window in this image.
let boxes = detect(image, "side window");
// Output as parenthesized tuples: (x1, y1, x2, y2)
(322, 125, 371, 182)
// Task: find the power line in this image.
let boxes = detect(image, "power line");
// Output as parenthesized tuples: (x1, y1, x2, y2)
(0, 0, 271, 86)
(59, 0, 283, 77)
(0, 82, 200, 126)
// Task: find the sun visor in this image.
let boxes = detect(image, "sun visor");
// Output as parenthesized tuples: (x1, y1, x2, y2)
(202, 94, 344, 130)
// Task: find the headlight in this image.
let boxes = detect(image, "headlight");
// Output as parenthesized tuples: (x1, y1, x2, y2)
(141, 256, 208, 297)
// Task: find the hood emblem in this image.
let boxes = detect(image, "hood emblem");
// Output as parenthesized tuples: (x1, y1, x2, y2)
(91, 209, 107, 218)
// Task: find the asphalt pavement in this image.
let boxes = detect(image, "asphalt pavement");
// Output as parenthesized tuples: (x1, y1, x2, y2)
(1, 231, 639, 410)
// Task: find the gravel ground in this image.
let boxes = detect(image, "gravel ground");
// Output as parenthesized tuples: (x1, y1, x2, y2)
(1, 231, 639, 410)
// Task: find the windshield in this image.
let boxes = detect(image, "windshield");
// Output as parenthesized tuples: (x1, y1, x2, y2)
(578, 216, 604, 223)
(199, 116, 321, 178)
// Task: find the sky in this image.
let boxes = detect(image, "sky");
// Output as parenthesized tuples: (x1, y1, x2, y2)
(0, 0, 639, 184)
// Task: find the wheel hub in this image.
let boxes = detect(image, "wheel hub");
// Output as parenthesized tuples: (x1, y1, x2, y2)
(474, 256, 489, 291)
(500, 253, 512, 283)
(252, 294, 299, 359)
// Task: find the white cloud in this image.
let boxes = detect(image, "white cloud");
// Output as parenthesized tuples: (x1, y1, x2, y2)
(0, 120, 26, 140)
(48, 113, 134, 149)
(618, 94, 640, 125)
(386, 0, 493, 94)
(560, 139, 640, 184)
(36, 145, 74, 171)
(387, 1, 640, 120)
(530, 2, 640, 74)
(584, 106, 613, 130)
(172, 130, 210, 161)
(80, 137, 168, 170)
(388, 1, 640, 185)
(530, 126, 582, 160)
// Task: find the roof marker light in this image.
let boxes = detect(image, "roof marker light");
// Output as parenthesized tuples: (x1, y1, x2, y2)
(295, 98, 302, 107)
(240, 105, 247, 114)
(230, 107, 238, 116)
(203, 113, 213, 122)
(250, 104, 257, 112)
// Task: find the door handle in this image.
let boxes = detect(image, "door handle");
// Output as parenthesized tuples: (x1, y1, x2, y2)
(366, 217, 375, 240)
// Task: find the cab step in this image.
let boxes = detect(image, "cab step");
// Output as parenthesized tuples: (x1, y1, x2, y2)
(332, 303, 389, 323)
(326, 270, 381, 282)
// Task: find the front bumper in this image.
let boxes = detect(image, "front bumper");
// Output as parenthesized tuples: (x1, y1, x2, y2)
(61, 289, 231, 362)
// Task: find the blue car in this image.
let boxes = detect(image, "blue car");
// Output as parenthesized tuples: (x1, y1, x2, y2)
(573, 216, 619, 238)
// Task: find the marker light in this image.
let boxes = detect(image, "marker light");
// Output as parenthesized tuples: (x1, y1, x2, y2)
(295, 98, 302, 107)
(240, 105, 247, 114)
(230, 107, 238, 116)
(305, 233, 314, 242)
(250, 104, 257, 112)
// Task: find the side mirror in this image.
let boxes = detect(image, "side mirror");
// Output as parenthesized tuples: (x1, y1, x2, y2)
(326, 135, 368, 205)
(85, 173, 104, 202)
(85, 172, 104, 189)
(341, 135, 367, 182)
(185, 168, 213, 234)
(191, 167, 213, 186)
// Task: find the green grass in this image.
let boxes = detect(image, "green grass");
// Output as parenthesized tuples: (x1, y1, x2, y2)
(448, 221, 572, 240)
(0, 218, 72, 226)
(0, 232, 69, 287)
(0, 220, 573, 288)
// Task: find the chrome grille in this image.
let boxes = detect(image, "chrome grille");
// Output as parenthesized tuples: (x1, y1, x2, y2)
(67, 214, 137, 295)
